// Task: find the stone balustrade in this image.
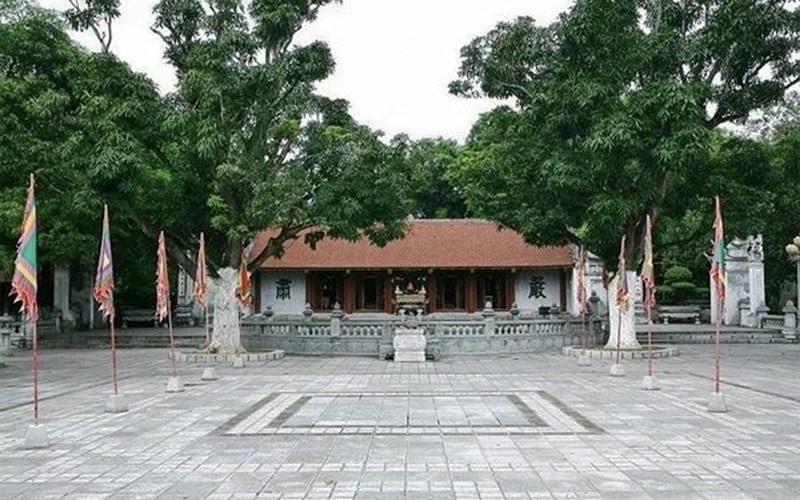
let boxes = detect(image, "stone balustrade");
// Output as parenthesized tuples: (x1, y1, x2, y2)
(240, 310, 600, 357)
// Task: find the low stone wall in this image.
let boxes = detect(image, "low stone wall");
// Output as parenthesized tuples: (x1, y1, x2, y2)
(241, 316, 602, 357)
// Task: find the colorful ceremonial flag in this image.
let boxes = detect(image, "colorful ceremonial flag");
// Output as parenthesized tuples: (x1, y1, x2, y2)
(156, 231, 170, 321)
(615, 235, 629, 310)
(93, 205, 115, 318)
(641, 214, 656, 311)
(710, 196, 726, 301)
(235, 249, 252, 308)
(11, 174, 38, 321)
(193, 233, 208, 308)
(576, 246, 587, 314)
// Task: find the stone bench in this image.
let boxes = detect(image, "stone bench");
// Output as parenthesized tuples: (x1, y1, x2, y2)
(659, 305, 701, 324)
(121, 309, 158, 328)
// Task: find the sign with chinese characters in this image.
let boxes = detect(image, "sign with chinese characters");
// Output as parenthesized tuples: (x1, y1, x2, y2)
(528, 276, 546, 299)
(276, 278, 292, 300)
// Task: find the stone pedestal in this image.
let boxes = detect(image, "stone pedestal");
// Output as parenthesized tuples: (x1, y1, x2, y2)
(708, 392, 728, 412)
(641, 375, 660, 391)
(232, 356, 245, 368)
(393, 327, 426, 362)
(609, 363, 625, 377)
(24, 424, 49, 449)
(105, 393, 129, 413)
(166, 376, 184, 393)
(201, 367, 218, 380)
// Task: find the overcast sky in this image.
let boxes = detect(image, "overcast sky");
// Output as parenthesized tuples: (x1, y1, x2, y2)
(38, 0, 573, 142)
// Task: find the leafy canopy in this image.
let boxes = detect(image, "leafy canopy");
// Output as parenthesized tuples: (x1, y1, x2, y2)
(449, 0, 800, 266)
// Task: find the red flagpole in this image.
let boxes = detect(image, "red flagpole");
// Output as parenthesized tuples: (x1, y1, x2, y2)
(31, 320, 39, 425)
(615, 307, 622, 366)
(646, 305, 653, 377)
(167, 298, 177, 377)
(110, 316, 119, 395)
(715, 301, 722, 393)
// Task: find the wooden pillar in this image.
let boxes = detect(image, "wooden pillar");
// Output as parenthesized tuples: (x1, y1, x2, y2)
(253, 272, 262, 313)
(465, 273, 477, 312)
(343, 273, 355, 314)
(384, 275, 394, 314)
(305, 273, 317, 309)
(505, 272, 515, 310)
(427, 275, 437, 314)
(559, 268, 567, 311)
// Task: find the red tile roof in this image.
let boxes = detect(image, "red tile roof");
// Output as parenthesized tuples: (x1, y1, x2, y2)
(253, 219, 573, 270)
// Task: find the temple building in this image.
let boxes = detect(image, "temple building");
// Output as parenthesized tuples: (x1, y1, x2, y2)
(251, 219, 600, 316)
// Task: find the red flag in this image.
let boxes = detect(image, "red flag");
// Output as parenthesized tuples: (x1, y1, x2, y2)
(235, 249, 252, 308)
(641, 214, 656, 310)
(156, 231, 170, 321)
(11, 174, 37, 321)
(576, 246, 587, 314)
(193, 233, 208, 308)
(616, 235, 629, 310)
(93, 205, 115, 318)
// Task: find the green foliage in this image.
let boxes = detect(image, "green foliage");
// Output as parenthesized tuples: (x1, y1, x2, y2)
(449, 0, 800, 268)
(659, 265, 700, 304)
(150, 0, 411, 268)
(405, 137, 468, 218)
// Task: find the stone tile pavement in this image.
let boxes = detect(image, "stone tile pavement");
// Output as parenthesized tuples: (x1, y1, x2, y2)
(0, 342, 799, 499)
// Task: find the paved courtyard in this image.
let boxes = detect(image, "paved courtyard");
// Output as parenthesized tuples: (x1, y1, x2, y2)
(0, 341, 799, 499)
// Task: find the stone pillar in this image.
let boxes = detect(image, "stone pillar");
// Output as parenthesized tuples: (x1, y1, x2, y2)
(330, 303, 343, 337)
(783, 301, 797, 341)
(175, 267, 194, 326)
(210, 267, 242, 353)
(481, 301, 496, 336)
(605, 271, 641, 350)
(712, 238, 748, 325)
(747, 234, 766, 327)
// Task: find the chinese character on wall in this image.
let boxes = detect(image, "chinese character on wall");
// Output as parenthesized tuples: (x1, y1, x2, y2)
(276, 278, 292, 300)
(528, 276, 546, 299)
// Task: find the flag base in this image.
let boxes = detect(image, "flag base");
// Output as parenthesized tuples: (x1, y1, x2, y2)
(577, 354, 592, 367)
(232, 356, 245, 369)
(641, 375, 660, 391)
(708, 392, 728, 413)
(166, 376, 185, 393)
(201, 367, 218, 381)
(105, 393, 129, 413)
(609, 363, 625, 377)
(24, 424, 49, 449)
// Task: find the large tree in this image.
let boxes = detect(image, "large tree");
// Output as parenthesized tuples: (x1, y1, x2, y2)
(449, 0, 800, 267)
(148, 0, 412, 271)
(0, 2, 169, 307)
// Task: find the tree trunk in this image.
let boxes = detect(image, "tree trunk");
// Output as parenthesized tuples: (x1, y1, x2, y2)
(210, 267, 244, 353)
(605, 271, 642, 349)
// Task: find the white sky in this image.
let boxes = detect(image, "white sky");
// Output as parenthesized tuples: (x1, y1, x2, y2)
(37, 0, 573, 142)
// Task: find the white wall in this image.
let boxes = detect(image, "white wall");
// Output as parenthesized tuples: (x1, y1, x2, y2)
(260, 271, 307, 315)
(514, 270, 561, 313)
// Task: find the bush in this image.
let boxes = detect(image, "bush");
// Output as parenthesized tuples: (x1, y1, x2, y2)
(663, 266, 693, 283)
(660, 265, 702, 304)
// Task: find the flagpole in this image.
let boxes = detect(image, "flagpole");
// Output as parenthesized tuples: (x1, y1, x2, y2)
(615, 306, 622, 366)
(581, 309, 587, 355)
(715, 300, 721, 394)
(31, 318, 39, 425)
(646, 305, 653, 377)
(204, 304, 210, 347)
(110, 315, 119, 395)
(167, 297, 177, 377)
